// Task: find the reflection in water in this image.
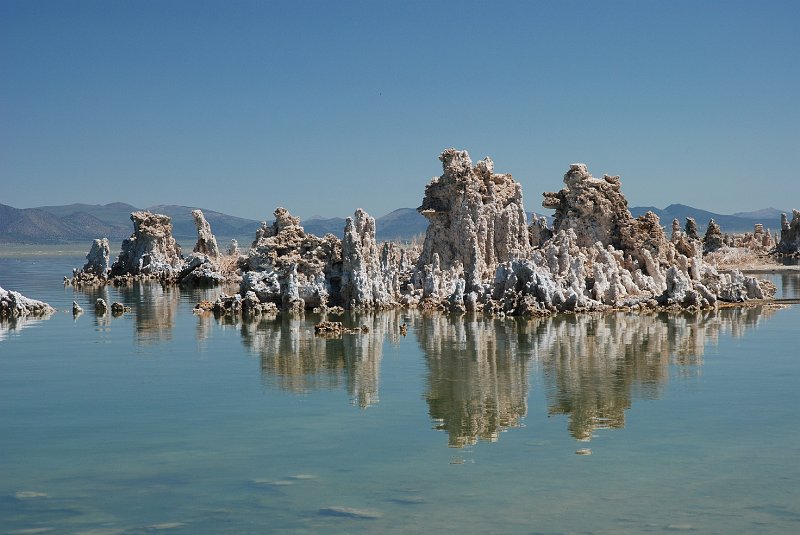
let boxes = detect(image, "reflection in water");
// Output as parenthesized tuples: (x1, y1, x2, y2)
(206, 300, 785, 444)
(0, 316, 49, 342)
(77, 282, 220, 344)
(115, 284, 181, 344)
(534, 307, 781, 441)
(234, 310, 405, 408)
(781, 273, 800, 299)
(415, 306, 783, 445)
(416, 315, 530, 447)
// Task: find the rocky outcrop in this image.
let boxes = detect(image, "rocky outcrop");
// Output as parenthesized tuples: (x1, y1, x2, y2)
(110, 211, 184, 280)
(66, 238, 112, 285)
(341, 209, 393, 308)
(244, 207, 342, 310)
(0, 286, 55, 318)
(166, 149, 774, 316)
(542, 165, 631, 250)
(703, 219, 724, 253)
(68, 210, 234, 287)
(416, 149, 530, 291)
(777, 209, 800, 255)
(191, 209, 219, 258)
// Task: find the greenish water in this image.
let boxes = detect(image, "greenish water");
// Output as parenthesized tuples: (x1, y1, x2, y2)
(1, 251, 799, 534)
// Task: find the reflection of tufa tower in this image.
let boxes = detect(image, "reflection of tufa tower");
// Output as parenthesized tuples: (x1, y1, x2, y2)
(237, 311, 404, 408)
(417, 315, 530, 447)
(534, 308, 779, 441)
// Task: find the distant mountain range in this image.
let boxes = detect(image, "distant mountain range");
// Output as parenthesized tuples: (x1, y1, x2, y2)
(0, 201, 788, 245)
(629, 204, 785, 234)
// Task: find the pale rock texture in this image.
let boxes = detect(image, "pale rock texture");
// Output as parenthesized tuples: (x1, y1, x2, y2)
(189, 147, 775, 317)
(110, 211, 184, 280)
(83, 238, 111, 278)
(542, 165, 631, 250)
(245, 207, 341, 310)
(417, 149, 530, 291)
(778, 209, 800, 254)
(341, 209, 392, 308)
(191, 209, 220, 258)
(0, 286, 55, 318)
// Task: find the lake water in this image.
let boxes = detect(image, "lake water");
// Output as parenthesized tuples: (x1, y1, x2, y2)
(1, 249, 799, 534)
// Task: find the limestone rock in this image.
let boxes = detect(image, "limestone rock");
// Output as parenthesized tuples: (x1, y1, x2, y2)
(341, 209, 392, 308)
(543, 165, 631, 250)
(179, 253, 228, 287)
(245, 207, 341, 310)
(84, 238, 111, 278)
(542, 164, 669, 271)
(191, 209, 220, 258)
(703, 219, 724, 253)
(0, 286, 55, 318)
(619, 210, 671, 268)
(417, 149, 530, 290)
(778, 209, 800, 254)
(110, 211, 184, 280)
(66, 238, 112, 286)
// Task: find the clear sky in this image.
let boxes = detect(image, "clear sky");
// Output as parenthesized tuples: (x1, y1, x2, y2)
(1, 0, 798, 220)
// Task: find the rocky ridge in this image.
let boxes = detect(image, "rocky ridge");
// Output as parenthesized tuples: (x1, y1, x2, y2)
(69, 148, 781, 317)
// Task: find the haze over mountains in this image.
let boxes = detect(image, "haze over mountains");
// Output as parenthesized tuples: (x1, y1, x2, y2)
(0, 201, 788, 245)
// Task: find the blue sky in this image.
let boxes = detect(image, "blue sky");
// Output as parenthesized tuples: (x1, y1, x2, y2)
(1, 0, 798, 220)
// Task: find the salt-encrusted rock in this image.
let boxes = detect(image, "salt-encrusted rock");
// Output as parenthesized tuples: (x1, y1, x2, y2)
(528, 214, 553, 247)
(66, 238, 112, 285)
(542, 164, 670, 273)
(178, 253, 227, 287)
(246, 207, 341, 310)
(84, 238, 111, 278)
(777, 209, 800, 254)
(543, 165, 631, 250)
(110, 211, 184, 280)
(703, 219, 724, 253)
(191, 209, 219, 258)
(416, 149, 530, 290)
(110, 302, 126, 315)
(619, 210, 671, 267)
(341, 209, 392, 308)
(0, 286, 55, 318)
(671, 218, 701, 258)
(72, 301, 83, 316)
(227, 239, 240, 256)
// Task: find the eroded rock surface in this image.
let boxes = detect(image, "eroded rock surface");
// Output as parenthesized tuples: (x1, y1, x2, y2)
(110, 211, 184, 281)
(417, 149, 530, 290)
(68, 210, 235, 287)
(0, 286, 55, 318)
(192, 209, 220, 258)
(778, 209, 800, 254)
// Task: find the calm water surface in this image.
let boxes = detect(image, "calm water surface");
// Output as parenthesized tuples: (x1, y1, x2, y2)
(1, 248, 799, 534)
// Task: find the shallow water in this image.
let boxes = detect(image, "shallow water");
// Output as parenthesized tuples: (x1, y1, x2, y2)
(1, 251, 799, 533)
